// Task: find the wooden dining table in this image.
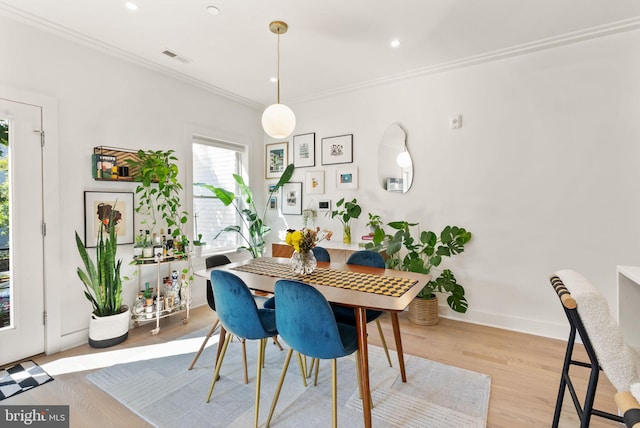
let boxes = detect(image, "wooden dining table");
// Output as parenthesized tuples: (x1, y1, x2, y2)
(195, 256, 431, 428)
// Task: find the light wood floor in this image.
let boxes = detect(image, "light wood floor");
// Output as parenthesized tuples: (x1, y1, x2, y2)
(3, 306, 621, 427)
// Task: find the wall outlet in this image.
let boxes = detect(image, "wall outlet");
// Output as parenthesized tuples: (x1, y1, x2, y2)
(450, 114, 462, 129)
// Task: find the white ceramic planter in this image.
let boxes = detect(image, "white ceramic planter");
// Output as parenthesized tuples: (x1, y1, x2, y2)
(88, 306, 130, 348)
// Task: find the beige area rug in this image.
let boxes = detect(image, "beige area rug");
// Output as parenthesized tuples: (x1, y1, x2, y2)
(87, 327, 491, 427)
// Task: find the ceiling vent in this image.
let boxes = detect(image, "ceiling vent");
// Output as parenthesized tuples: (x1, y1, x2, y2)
(162, 49, 192, 64)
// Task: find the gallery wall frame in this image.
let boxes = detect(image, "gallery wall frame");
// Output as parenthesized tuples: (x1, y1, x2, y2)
(321, 134, 353, 165)
(281, 182, 303, 215)
(336, 166, 358, 190)
(305, 170, 325, 195)
(292, 132, 315, 168)
(84, 191, 134, 247)
(269, 197, 278, 210)
(266, 142, 288, 179)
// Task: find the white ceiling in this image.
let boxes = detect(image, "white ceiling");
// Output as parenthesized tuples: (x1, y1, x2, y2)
(2, 0, 640, 108)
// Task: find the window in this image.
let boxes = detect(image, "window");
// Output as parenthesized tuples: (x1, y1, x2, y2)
(192, 137, 246, 253)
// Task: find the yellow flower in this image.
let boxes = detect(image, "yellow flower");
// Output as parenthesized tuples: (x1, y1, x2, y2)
(286, 230, 304, 253)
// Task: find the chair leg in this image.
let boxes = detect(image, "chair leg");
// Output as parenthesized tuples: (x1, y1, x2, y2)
(376, 319, 392, 367)
(262, 339, 268, 368)
(313, 358, 320, 387)
(254, 338, 265, 428)
(242, 339, 249, 384)
(188, 319, 219, 370)
(265, 349, 294, 428)
(206, 332, 232, 402)
(272, 335, 284, 350)
(296, 352, 308, 387)
(332, 359, 338, 428)
(553, 327, 575, 428)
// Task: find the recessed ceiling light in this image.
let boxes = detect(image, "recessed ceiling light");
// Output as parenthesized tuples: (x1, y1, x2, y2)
(125, 2, 138, 11)
(390, 39, 400, 48)
(270, 77, 278, 83)
(206, 5, 220, 15)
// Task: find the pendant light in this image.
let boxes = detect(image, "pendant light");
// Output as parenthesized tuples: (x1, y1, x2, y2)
(262, 21, 296, 139)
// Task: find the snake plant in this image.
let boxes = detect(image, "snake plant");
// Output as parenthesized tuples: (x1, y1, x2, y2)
(75, 210, 123, 317)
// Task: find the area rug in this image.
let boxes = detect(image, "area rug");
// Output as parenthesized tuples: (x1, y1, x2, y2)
(87, 328, 491, 427)
(0, 360, 54, 401)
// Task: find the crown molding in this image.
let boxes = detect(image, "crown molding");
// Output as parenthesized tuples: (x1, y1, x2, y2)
(3, 3, 639, 109)
(292, 16, 640, 105)
(0, 3, 263, 110)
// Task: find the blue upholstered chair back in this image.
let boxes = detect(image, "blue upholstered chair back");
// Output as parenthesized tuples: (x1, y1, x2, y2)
(205, 255, 232, 311)
(210, 270, 277, 340)
(312, 246, 331, 262)
(274, 279, 357, 359)
(334, 250, 385, 323)
(346, 250, 385, 268)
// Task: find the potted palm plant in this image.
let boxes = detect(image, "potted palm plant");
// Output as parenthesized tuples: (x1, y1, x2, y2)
(196, 163, 294, 258)
(366, 221, 472, 325)
(75, 207, 129, 347)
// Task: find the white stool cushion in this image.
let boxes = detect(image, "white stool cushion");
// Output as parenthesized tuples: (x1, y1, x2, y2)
(556, 270, 640, 392)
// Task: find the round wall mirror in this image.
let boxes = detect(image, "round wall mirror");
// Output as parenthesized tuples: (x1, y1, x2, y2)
(377, 123, 413, 193)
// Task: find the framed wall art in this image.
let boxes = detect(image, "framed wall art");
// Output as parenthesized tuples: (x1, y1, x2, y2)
(293, 132, 315, 168)
(305, 170, 325, 195)
(269, 197, 278, 210)
(84, 191, 134, 247)
(266, 142, 288, 179)
(336, 166, 358, 190)
(321, 134, 353, 165)
(281, 182, 302, 215)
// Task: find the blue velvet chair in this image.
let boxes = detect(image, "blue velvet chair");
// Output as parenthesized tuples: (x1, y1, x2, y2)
(206, 270, 278, 428)
(188, 255, 231, 370)
(190, 255, 279, 379)
(263, 246, 331, 310)
(265, 279, 358, 428)
(330, 250, 393, 367)
(312, 246, 331, 262)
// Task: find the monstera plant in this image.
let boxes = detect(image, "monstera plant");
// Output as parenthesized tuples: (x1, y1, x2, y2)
(366, 221, 472, 324)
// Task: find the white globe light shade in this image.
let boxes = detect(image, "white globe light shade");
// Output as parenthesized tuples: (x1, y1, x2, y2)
(262, 103, 296, 139)
(396, 151, 412, 169)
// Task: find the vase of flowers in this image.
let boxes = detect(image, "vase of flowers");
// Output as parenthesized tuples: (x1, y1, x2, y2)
(290, 249, 317, 275)
(285, 227, 332, 275)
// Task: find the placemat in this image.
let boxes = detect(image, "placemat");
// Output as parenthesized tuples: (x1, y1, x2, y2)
(231, 259, 417, 297)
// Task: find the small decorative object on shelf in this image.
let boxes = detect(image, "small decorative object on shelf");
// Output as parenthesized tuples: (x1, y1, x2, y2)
(285, 227, 332, 275)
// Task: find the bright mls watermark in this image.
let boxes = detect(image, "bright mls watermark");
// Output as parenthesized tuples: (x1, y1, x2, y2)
(1, 406, 68, 427)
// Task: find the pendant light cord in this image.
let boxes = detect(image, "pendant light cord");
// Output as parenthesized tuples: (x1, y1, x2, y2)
(277, 31, 281, 104)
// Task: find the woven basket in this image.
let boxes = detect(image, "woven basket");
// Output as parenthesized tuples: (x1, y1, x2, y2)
(408, 296, 439, 325)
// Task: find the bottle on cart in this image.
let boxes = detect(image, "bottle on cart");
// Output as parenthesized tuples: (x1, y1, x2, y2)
(171, 270, 180, 306)
(181, 273, 190, 306)
(133, 230, 144, 259)
(143, 230, 154, 258)
(166, 229, 174, 257)
(143, 282, 153, 306)
(153, 234, 163, 260)
(133, 294, 145, 314)
(162, 234, 168, 258)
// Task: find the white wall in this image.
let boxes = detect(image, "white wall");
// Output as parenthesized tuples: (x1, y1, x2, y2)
(0, 14, 263, 352)
(270, 29, 640, 339)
